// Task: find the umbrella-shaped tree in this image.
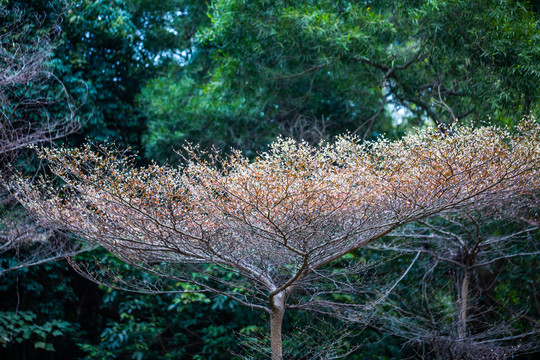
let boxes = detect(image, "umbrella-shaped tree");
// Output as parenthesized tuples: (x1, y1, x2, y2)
(11, 120, 540, 359)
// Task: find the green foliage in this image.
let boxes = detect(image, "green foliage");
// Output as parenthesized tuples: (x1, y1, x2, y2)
(0, 258, 90, 359)
(140, 0, 540, 163)
(5, 0, 203, 152)
(139, 72, 269, 161)
(371, 216, 540, 358)
(74, 252, 261, 360)
(0, 311, 71, 351)
(408, 0, 540, 123)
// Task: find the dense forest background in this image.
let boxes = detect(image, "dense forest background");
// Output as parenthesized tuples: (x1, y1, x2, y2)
(1, 0, 539, 359)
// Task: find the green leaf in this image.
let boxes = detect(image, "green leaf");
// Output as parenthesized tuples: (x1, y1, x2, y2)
(34, 341, 46, 349)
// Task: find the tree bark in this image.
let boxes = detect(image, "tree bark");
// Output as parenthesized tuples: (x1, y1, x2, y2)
(458, 267, 470, 339)
(270, 292, 286, 360)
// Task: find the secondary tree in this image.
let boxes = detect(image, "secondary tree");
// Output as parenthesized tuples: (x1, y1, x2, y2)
(0, 4, 87, 276)
(373, 210, 540, 358)
(11, 120, 540, 359)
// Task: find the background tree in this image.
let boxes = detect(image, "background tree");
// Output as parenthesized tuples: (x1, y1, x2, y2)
(0, 2, 87, 275)
(371, 208, 540, 359)
(12, 120, 540, 359)
(0, 0, 211, 282)
(139, 0, 540, 163)
(4, 0, 204, 151)
(0, 4, 78, 171)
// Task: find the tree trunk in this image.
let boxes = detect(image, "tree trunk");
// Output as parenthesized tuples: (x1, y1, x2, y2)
(270, 292, 286, 360)
(458, 267, 470, 339)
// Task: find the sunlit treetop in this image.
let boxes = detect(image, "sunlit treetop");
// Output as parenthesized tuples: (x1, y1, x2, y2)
(13, 119, 540, 294)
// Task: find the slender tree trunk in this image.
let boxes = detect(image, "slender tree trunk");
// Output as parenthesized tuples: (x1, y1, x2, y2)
(458, 267, 470, 339)
(270, 292, 286, 360)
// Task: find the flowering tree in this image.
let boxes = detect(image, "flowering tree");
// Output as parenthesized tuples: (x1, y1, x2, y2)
(11, 120, 540, 359)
